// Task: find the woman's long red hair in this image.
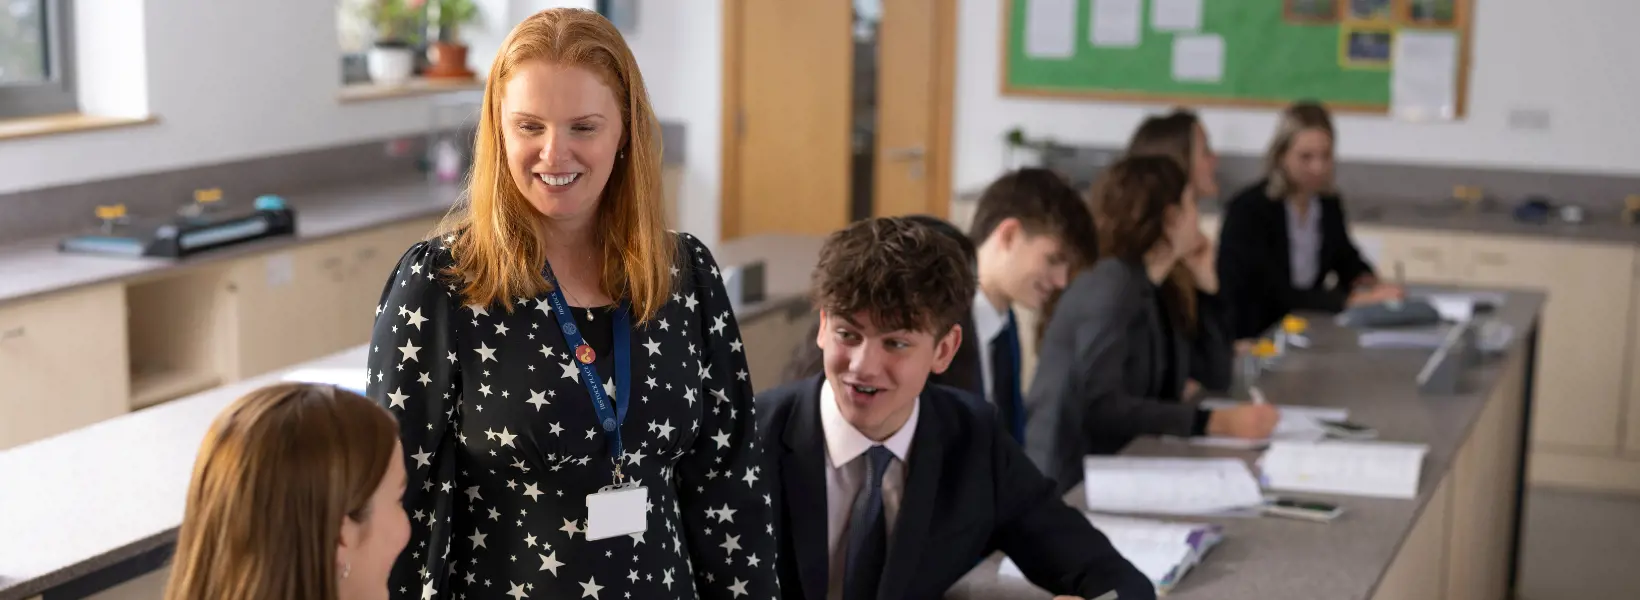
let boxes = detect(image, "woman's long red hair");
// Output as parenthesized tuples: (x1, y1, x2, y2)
(444, 8, 674, 321)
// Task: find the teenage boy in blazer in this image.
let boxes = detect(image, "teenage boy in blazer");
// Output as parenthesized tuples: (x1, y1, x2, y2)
(760, 217, 1153, 600)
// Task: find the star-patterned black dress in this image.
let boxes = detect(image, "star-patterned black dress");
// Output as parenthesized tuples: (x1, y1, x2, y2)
(365, 232, 780, 600)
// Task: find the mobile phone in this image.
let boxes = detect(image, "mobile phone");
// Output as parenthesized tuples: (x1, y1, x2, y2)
(1319, 419, 1378, 440)
(1263, 496, 1344, 522)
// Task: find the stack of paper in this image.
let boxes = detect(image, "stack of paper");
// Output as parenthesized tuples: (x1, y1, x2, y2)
(282, 367, 369, 396)
(1259, 440, 1429, 499)
(1082, 457, 1265, 516)
(998, 512, 1223, 595)
(1189, 401, 1349, 449)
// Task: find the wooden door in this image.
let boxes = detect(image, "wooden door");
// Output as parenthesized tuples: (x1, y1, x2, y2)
(721, 1, 853, 238)
(722, 0, 955, 240)
(873, 0, 955, 219)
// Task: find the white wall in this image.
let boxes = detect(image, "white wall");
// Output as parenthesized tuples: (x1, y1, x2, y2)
(952, 0, 1640, 194)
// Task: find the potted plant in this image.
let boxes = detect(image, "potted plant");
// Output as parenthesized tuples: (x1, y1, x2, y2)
(426, 0, 480, 80)
(363, 0, 426, 86)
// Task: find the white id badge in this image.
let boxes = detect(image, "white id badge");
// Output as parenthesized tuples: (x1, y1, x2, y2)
(584, 484, 648, 541)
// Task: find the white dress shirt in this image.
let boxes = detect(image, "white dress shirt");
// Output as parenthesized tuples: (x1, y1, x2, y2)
(1287, 197, 1324, 288)
(819, 381, 919, 600)
(971, 289, 1010, 404)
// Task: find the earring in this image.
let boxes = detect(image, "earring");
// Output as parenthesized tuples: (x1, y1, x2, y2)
(342, 563, 351, 580)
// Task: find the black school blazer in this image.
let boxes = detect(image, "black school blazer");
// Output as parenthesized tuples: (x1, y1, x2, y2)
(1215, 179, 1376, 340)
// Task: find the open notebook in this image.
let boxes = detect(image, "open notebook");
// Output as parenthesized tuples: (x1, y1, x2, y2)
(998, 513, 1223, 596)
(1185, 400, 1350, 449)
(1082, 456, 1266, 516)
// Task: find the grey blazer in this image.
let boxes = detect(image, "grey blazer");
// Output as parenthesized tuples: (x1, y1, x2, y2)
(1023, 257, 1234, 493)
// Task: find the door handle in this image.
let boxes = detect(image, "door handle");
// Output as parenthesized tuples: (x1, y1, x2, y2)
(883, 146, 925, 161)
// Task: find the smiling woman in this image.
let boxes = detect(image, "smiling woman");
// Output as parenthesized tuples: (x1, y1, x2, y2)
(365, 8, 779, 600)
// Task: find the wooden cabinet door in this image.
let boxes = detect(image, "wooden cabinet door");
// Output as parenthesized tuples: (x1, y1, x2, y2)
(1460, 235, 1636, 451)
(0, 284, 130, 449)
(339, 218, 440, 349)
(1352, 225, 1462, 284)
(1624, 252, 1640, 456)
(224, 237, 350, 379)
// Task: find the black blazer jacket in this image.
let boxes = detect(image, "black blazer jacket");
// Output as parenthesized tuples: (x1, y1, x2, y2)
(758, 376, 1154, 600)
(1023, 258, 1233, 494)
(1215, 180, 1376, 340)
(778, 313, 984, 397)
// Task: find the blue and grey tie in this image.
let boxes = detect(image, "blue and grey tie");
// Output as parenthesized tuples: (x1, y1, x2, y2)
(843, 445, 895, 600)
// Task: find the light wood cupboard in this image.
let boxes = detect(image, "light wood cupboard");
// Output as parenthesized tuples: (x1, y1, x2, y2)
(1629, 254, 1640, 457)
(1351, 225, 1464, 284)
(0, 284, 130, 449)
(1458, 235, 1635, 451)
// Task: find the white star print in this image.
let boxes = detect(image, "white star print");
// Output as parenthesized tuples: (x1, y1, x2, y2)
(497, 427, 517, 447)
(715, 504, 737, 523)
(602, 378, 616, 398)
(748, 554, 762, 568)
(627, 570, 639, 584)
(684, 293, 699, 311)
(728, 579, 749, 598)
(662, 569, 674, 589)
(684, 388, 696, 406)
(578, 577, 603, 599)
(526, 389, 549, 410)
(387, 388, 408, 409)
(417, 371, 431, 385)
(711, 388, 731, 405)
(712, 430, 731, 449)
(465, 486, 483, 501)
(656, 420, 675, 439)
(659, 319, 671, 331)
(540, 344, 555, 359)
(711, 314, 727, 336)
(743, 468, 759, 488)
(625, 449, 647, 466)
(411, 446, 431, 468)
(644, 339, 661, 355)
(398, 339, 419, 363)
(507, 581, 528, 600)
(468, 304, 489, 317)
(730, 339, 743, 352)
(523, 532, 538, 548)
(549, 422, 564, 436)
(469, 530, 487, 548)
(495, 322, 510, 336)
(720, 533, 742, 556)
(421, 581, 437, 600)
(479, 383, 493, 397)
(630, 530, 646, 546)
(523, 483, 542, 501)
(476, 343, 498, 362)
(539, 551, 563, 575)
(560, 518, 580, 538)
(645, 376, 658, 389)
(406, 307, 428, 330)
(560, 362, 580, 382)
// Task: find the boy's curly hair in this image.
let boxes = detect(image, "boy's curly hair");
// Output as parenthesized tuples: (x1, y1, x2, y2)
(811, 217, 976, 335)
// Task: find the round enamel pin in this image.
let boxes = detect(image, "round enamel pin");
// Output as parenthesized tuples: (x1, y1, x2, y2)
(576, 344, 597, 364)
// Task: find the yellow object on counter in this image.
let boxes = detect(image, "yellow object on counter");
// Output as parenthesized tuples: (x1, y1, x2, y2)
(1253, 338, 1278, 359)
(1282, 315, 1309, 334)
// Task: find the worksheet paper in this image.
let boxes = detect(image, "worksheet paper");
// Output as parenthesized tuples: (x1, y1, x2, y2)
(1259, 440, 1429, 499)
(1171, 34, 1224, 83)
(1024, 0, 1077, 59)
(998, 513, 1222, 590)
(1391, 30, 1460, 121)
(1090, 0, 1142, 48)
(1414, 290, 1508, 322)
(1151, 0, 1203, 31)
(1188, 401, 1350, 449)
(1083, 457, 1265, 515)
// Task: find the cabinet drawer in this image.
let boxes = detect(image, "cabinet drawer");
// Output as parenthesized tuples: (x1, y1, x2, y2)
(1352, 226, 1460, 283)
(1460, 236, 1635, 450)
(0, 285, 130, 449)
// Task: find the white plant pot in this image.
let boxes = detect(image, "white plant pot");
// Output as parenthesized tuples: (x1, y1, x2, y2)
(367, 46, 415, 86)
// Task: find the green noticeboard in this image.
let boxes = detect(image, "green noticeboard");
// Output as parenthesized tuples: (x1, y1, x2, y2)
(1002, 0, 1470, 115)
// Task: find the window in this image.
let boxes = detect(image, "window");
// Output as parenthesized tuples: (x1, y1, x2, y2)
(0, 0, 76, 119)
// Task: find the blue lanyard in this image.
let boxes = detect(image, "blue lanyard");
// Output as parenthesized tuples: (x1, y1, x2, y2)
(542, 269, 632, 478)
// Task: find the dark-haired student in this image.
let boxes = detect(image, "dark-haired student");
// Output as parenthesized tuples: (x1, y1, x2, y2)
(1025, 156, 1278, 494)
(780, 215, 983, 394)
(1217, 101, 1403, 340)
(761, 217, 1154, 600)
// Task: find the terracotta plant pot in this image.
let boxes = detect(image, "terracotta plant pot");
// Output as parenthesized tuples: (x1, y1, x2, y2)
(426, 42, 475, 80)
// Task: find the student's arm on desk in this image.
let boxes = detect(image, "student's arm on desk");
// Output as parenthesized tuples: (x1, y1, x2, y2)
(991, 429, 1157, 600)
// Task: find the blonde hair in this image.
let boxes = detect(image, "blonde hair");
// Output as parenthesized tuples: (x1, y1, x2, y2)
(444, 8, 674, 321)
(164, 383, 398, 600)
(1263, 101, 1338, 199)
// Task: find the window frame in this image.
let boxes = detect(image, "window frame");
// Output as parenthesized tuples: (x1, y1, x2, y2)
(0, 0, 78, 120)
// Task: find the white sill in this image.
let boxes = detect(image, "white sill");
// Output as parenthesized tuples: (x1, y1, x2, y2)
(338, 77, 484, 103)
(0, 113, 158, 142)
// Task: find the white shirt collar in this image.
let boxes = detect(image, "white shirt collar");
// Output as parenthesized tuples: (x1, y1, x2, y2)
(971, 288, 1010, 345)
(819, 380, 919, 468)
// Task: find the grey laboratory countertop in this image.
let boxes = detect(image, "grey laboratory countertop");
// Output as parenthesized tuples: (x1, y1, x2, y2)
(947, 289, 1546, 600)
(0, 177, 462, 307)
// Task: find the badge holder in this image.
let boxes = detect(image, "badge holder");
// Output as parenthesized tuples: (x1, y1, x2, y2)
(584, 461, 648, 541)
